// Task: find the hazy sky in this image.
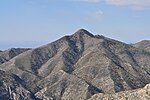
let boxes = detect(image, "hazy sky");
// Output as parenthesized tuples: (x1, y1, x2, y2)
(0, 0, 150, 50)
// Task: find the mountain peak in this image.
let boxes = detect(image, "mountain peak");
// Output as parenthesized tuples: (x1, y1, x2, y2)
(77, 28, 89, 32)
(1, 29, 150, 100)
(73, 29, 94, 37)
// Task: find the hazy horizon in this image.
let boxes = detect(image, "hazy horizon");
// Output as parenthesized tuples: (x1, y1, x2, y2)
(0, 0, 150, 50)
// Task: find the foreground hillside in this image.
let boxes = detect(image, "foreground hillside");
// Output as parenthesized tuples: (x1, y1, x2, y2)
(89, 83, 150, 100)
(0, 29, 150, 100)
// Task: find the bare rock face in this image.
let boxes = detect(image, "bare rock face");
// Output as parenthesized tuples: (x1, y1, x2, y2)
(0, 29, 150, 100)
(0, 70, 36, 100)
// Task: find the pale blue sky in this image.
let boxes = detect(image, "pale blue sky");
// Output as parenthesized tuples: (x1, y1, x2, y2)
(0, 0, 150, 50)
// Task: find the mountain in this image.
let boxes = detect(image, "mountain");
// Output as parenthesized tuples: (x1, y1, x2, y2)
(0, 29, 150, 100)
(0, 48, 30, 65)
(132, 40, 150, 52)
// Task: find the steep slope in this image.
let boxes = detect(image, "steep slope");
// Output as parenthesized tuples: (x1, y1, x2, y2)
(0, 29, 150, 100)
(36, 70, 102, 100)
(132, 40, 150, 52)
(0, 70, 37, 100)
(0, 48, 30, 65)
(72, 34, 150, 94)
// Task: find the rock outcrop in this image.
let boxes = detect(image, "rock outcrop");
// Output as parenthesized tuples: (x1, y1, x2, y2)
(0, 70, 36, 100)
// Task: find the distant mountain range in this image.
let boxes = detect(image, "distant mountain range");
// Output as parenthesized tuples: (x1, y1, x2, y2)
(0, 29, 150, 100)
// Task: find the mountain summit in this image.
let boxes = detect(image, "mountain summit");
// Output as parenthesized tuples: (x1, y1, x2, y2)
(0, 29, 150, 100)
(73, 29, 94, 37)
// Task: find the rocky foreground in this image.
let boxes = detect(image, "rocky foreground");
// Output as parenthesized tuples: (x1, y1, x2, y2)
(0, 29, 150, 100)
(89, 83, 150, 100)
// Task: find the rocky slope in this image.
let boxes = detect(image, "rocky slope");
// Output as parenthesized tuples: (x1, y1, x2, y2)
(0, 29, 150, 100)
(0, 70, 37, 100)
(89, 83, 150, 100)
(0, 48, 30, 65)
